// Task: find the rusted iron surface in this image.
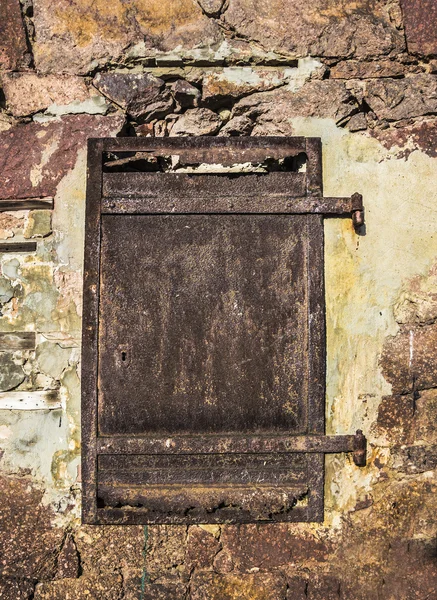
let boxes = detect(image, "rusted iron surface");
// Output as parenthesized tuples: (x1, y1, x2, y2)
(0, 242, 37, 252)
(82, 136, 365, 525)
(0, 197, 54, 211)
(98, 215, 308, 435)
(103, 172, 307, 200)
(96, 486, 310, 524)
(97, 433, 363, 455)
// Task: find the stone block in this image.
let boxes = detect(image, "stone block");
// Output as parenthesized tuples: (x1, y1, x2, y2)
(186, 526, 221, 570)
(221, 524, 329, 571)
(0, 476, 64, 579)
(393, 444, 437, 474)
(307, 575, 341, 599)
(172, 79, 201, 108)
(131, 581, 187, 600)
(222, 0, 404, 59)
(201, 68, 294, 107)
(145, 525, 187, 580)
(24, 210, 52, 239)
(380, 324, 437, 394)
(0, 353, 25, 392)
(364, 75, 437, 121)
(330, 59, 408, 79)
(0, 114, 124, 201)
(401, 0, 437, 56)
(33, 0, 221, 74)
(54, 535, 80, 579)
(93, 72, 167, 119)
(234, 81, 358, 131)
(219, 115, 254, 136)
(33, 575, 122, 600)
(1, 73, 90, 118)
(170, 108, 222, 136)
(0, 578, 34, 599)
(35, 342, 71, 380)
(74, 525, 145, 576)
(190, 572, 287, 600)
(0, 0, 27, 70)
(371, 118, 437, 159)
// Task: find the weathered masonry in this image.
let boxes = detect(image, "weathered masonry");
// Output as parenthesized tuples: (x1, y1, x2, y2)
(1, 0, 437, 597)
(82, 136, 366, 524)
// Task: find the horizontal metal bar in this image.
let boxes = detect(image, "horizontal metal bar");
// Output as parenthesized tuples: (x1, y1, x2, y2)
(97, 136, 308, 161)
(94, 504, 311, 525)
(97, 432, 365, 457)
(0, 242, 37, 252)
(0, 198, 54, 211)
(101, 195, 355, 215)
(0, 332, 36, 350)
(103, 171, 306, 199)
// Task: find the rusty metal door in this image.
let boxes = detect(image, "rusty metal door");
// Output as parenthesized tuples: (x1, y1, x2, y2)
(82, 137, 366, 525)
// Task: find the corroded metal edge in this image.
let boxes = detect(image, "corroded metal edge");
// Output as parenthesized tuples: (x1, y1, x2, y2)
(82, 136, 365, 525)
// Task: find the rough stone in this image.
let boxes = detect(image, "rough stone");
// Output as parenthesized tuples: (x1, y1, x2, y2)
(393, 444, 437, 474)
(381, 538, 437, 600)
(135, 122, 155, 137)
(74, 525, 145, 577)
(190, 572, 287, 600)
(286, 577, 307, 599)
(346, 112, 368, 132)
(371, 118, 437, 159)
(380, 324, 437, 394)
(145, 525, 187, 580)
(0, 476, 64, 579)
(364, 75, 437, 121)
(330, 59, 407, 79)
(33, 575, 123, 600)
(93, 72, 166, 119)
(0, 578, 34, 599)
(394, 263, 437, 324)
(0, 212, 25, 240)
(170, 108, 222, 136)
(171, 79, 201, 108)
(0, 0, 28, 70)
(0, 354, 25, 392)
(307, 575, 341, 599)
(377, 387, 437, 447)
(213, 550, 234, 573)
(222, 0, 404, 59)
(0, 278, 14, 304)
(23, 211, 52, 239)
(376, 394, 415, 444)
(218, 115, 254, 136)
(1, 73, 90, 118)
(136, 582, 188, 600)
(201, 68, 294, 107)
(0, 114, 124, 200)
(0, 114, 14, 134)
(33, 0, 222, 74)
(54, 535, 80, 579)
(234, 81, 358, 133)
(401, 0, 437, 56)
(45, 96, 109, 117)
(186, 526, 221, 570)
(197, 0, 226, 16)
(35, 342, 71, 379)
(2, 259, 20, 280)
(221, 525, 329, 570)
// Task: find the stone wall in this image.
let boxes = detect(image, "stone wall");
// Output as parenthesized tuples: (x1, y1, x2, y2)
(0, 0, 436, 598)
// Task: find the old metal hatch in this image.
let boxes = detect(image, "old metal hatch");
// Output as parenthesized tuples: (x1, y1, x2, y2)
(82, 137, 366, 525)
